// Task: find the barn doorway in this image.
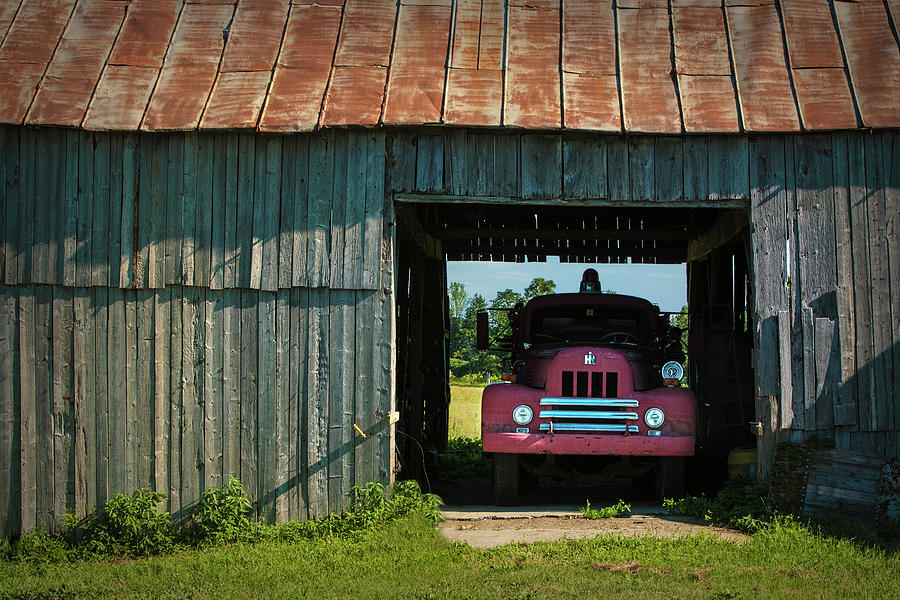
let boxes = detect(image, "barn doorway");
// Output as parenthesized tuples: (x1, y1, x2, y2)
(393, 201, 756, 502)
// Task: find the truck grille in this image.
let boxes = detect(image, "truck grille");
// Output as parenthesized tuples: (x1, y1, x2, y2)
(538, 396, 639, 433)
(561, 371, 618, 398)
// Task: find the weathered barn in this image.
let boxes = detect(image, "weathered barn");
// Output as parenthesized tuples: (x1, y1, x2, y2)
(0, 0, 898, 536)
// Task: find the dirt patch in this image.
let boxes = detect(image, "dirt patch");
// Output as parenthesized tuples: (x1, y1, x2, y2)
(438, 515, 748, 548)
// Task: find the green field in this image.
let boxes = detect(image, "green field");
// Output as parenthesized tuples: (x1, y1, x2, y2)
(3, 514, 898, 599)
(449, 386, 483, 438)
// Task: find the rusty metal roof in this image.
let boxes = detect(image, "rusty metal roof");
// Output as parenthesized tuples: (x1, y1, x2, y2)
(1, 0, 898, 133)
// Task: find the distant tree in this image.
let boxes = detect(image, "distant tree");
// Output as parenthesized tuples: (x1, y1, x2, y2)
(448, 282, 468, 320)
(524, 277, 556, 300)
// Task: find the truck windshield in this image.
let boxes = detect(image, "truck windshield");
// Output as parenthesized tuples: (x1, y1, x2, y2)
(528, 305, 649, 345)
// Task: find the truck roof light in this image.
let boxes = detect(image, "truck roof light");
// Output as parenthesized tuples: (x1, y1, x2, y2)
(580, 268, 602, 293)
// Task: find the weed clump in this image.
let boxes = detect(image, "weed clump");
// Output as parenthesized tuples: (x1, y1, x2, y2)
(4, 479, 441, 563)
(438, 436, 492, 480)
(581, 499, 631, 519)
(664, 479, 769, 533)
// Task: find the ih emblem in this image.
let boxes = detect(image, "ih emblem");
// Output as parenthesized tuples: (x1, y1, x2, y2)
(584, 352, 596, 365)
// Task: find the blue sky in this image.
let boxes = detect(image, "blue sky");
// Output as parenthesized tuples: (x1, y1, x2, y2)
(447, 258, 687, 313)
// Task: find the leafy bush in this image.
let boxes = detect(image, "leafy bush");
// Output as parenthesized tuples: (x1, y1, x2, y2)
(183, 478, 254, 546)
(69, 488, 173, 558)
(438, 436, 492, 480)
(11, 529, 69, 564)
(665, 479, 770, 533)
(581, 499, 631, 519)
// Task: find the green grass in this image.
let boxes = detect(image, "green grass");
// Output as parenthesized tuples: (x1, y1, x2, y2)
(582, 499, 632, 519)
(449, 385, 483, 439)
(2, 514, 898, 599)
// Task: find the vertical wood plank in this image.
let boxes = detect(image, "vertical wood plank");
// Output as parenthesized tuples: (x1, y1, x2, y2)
(494, 135, 519, 198)
(222, 289, 241, 482)
(329, 131, 347, 289)
(274, 290, 291, 522)
(306, 288, 328, 518)
(628, 137, 654, 202)
(261, 137, 281, 292)
(563, 137, 607, 200)
(654, 137, 683, 202)
(223, 135, 239, 289)
(72, 289, 95, 517)
(279, 138, 296, 290)
(389, 132, 417, 193)
(168, 287, 183, 514)
(108, 288, 128, 495)
(182, 133, 197, 286)
(708, 136, 750, 200)
(107, 134, 123, 288)
(344, 130, 366, 288)
(521, 135, 562, 199)
(250, 138, 266, 290)
(363, 131, 386, 291)
(328, 290, 354, 511)
(607, 136, 630, 201)
(153, 288, 171, 496)
(415, 134, 444, 193)
(136, 290, 154, 489)
(204, 290, 224, 491)
(118, 134, 137, 289)
(165, 136, 184, 286)
(33, 286, 53, 527)
(0, 128, 7, 283)
(0, 289, 17, 536)
(18, 129, 34, 284)
(51, 287, 74, 524)
(445, 129, 468, 195)
(237, 134, 255, 289)
(92, 135, 111, 287)
(181, 286, 203, 513)
(134, 136, 151, 288)
(291, 287, 309, 519)
(3, 128, 20, 285)
(194, 133, 213, 288)
(18, 289, 35, 532)
(289, 137, 310, 289)
(885, 131, 900, 432)
(240, 290, 258, 515)
(209, 135, 226, 290)
(354, 291, 375, 486)
(75, 132, 93, 287)
(63, 130, 78, 287)
(257, 291, 276, 522)
(683, 137, 709, 202)
(17, 289, 34, 531)
(32, 132, 56, 284)
(814, 317, 837, 431)
(92, 288, 110, 506)
(147, 135, 167, 288)
(308, 132, 333, 288)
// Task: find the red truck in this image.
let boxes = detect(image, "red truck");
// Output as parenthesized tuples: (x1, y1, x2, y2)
(477, 269, 695, 504)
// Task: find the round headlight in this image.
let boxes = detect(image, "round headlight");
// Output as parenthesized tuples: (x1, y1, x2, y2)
(512, 405, 533, 425)
(661, 361, 684, 381)
(644, 408, 665, 428)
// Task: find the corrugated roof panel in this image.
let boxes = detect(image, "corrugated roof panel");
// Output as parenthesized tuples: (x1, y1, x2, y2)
(142, 4, 235, 131)
(26, 0, 127, 127)
(322, 65, 387, 126)
(220, 0, 289, 72)
(382, 4, 451, 125)
(335, 0, 397, 67)
(672, 7, 732, 75)
(450, 0, 481, 69)
(617, 0, 668, 7)
(509, 0, 558, 8)
(781, 0, 843, 68)
(200, 71, 271, 129)
(259, 5, 342, 132)
(727, 5, 800, 131)
(83, 65, 159, 130)
(671, 0, 722, 6)
(505, 6, 561, 129)
(443, 67, 502, 126)
(106, 0, 181, 68)
(562, 1, 615, 75)
(562, 72, 620, 131)
(0, 1, 22, 41)
(792, 67, 857, 130)
(678, 74, 740, 132)
(834, 1, 900, 128)
(478, 0, 504, 70)
(618, 8, 681, 133)
(0, 0, 75, 63)
(0, 60, 44, 123)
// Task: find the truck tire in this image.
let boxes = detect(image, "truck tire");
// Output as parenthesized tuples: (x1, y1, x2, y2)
(493, 453, 520, 505)
(655, 456, 685, 502)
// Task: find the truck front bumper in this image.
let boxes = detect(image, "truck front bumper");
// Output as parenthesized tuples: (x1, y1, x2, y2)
(483, 432, 695, 456)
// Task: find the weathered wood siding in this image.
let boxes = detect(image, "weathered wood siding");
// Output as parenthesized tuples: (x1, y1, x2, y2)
(751, 131, 900, 477)
(0, 127, 393, 537)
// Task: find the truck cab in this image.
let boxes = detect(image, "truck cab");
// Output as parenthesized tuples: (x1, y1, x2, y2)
(478, 269, 695, 504)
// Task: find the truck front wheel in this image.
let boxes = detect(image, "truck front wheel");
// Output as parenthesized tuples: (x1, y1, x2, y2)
(493, 453, 520, 505)
(655, 456, 685, 501)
